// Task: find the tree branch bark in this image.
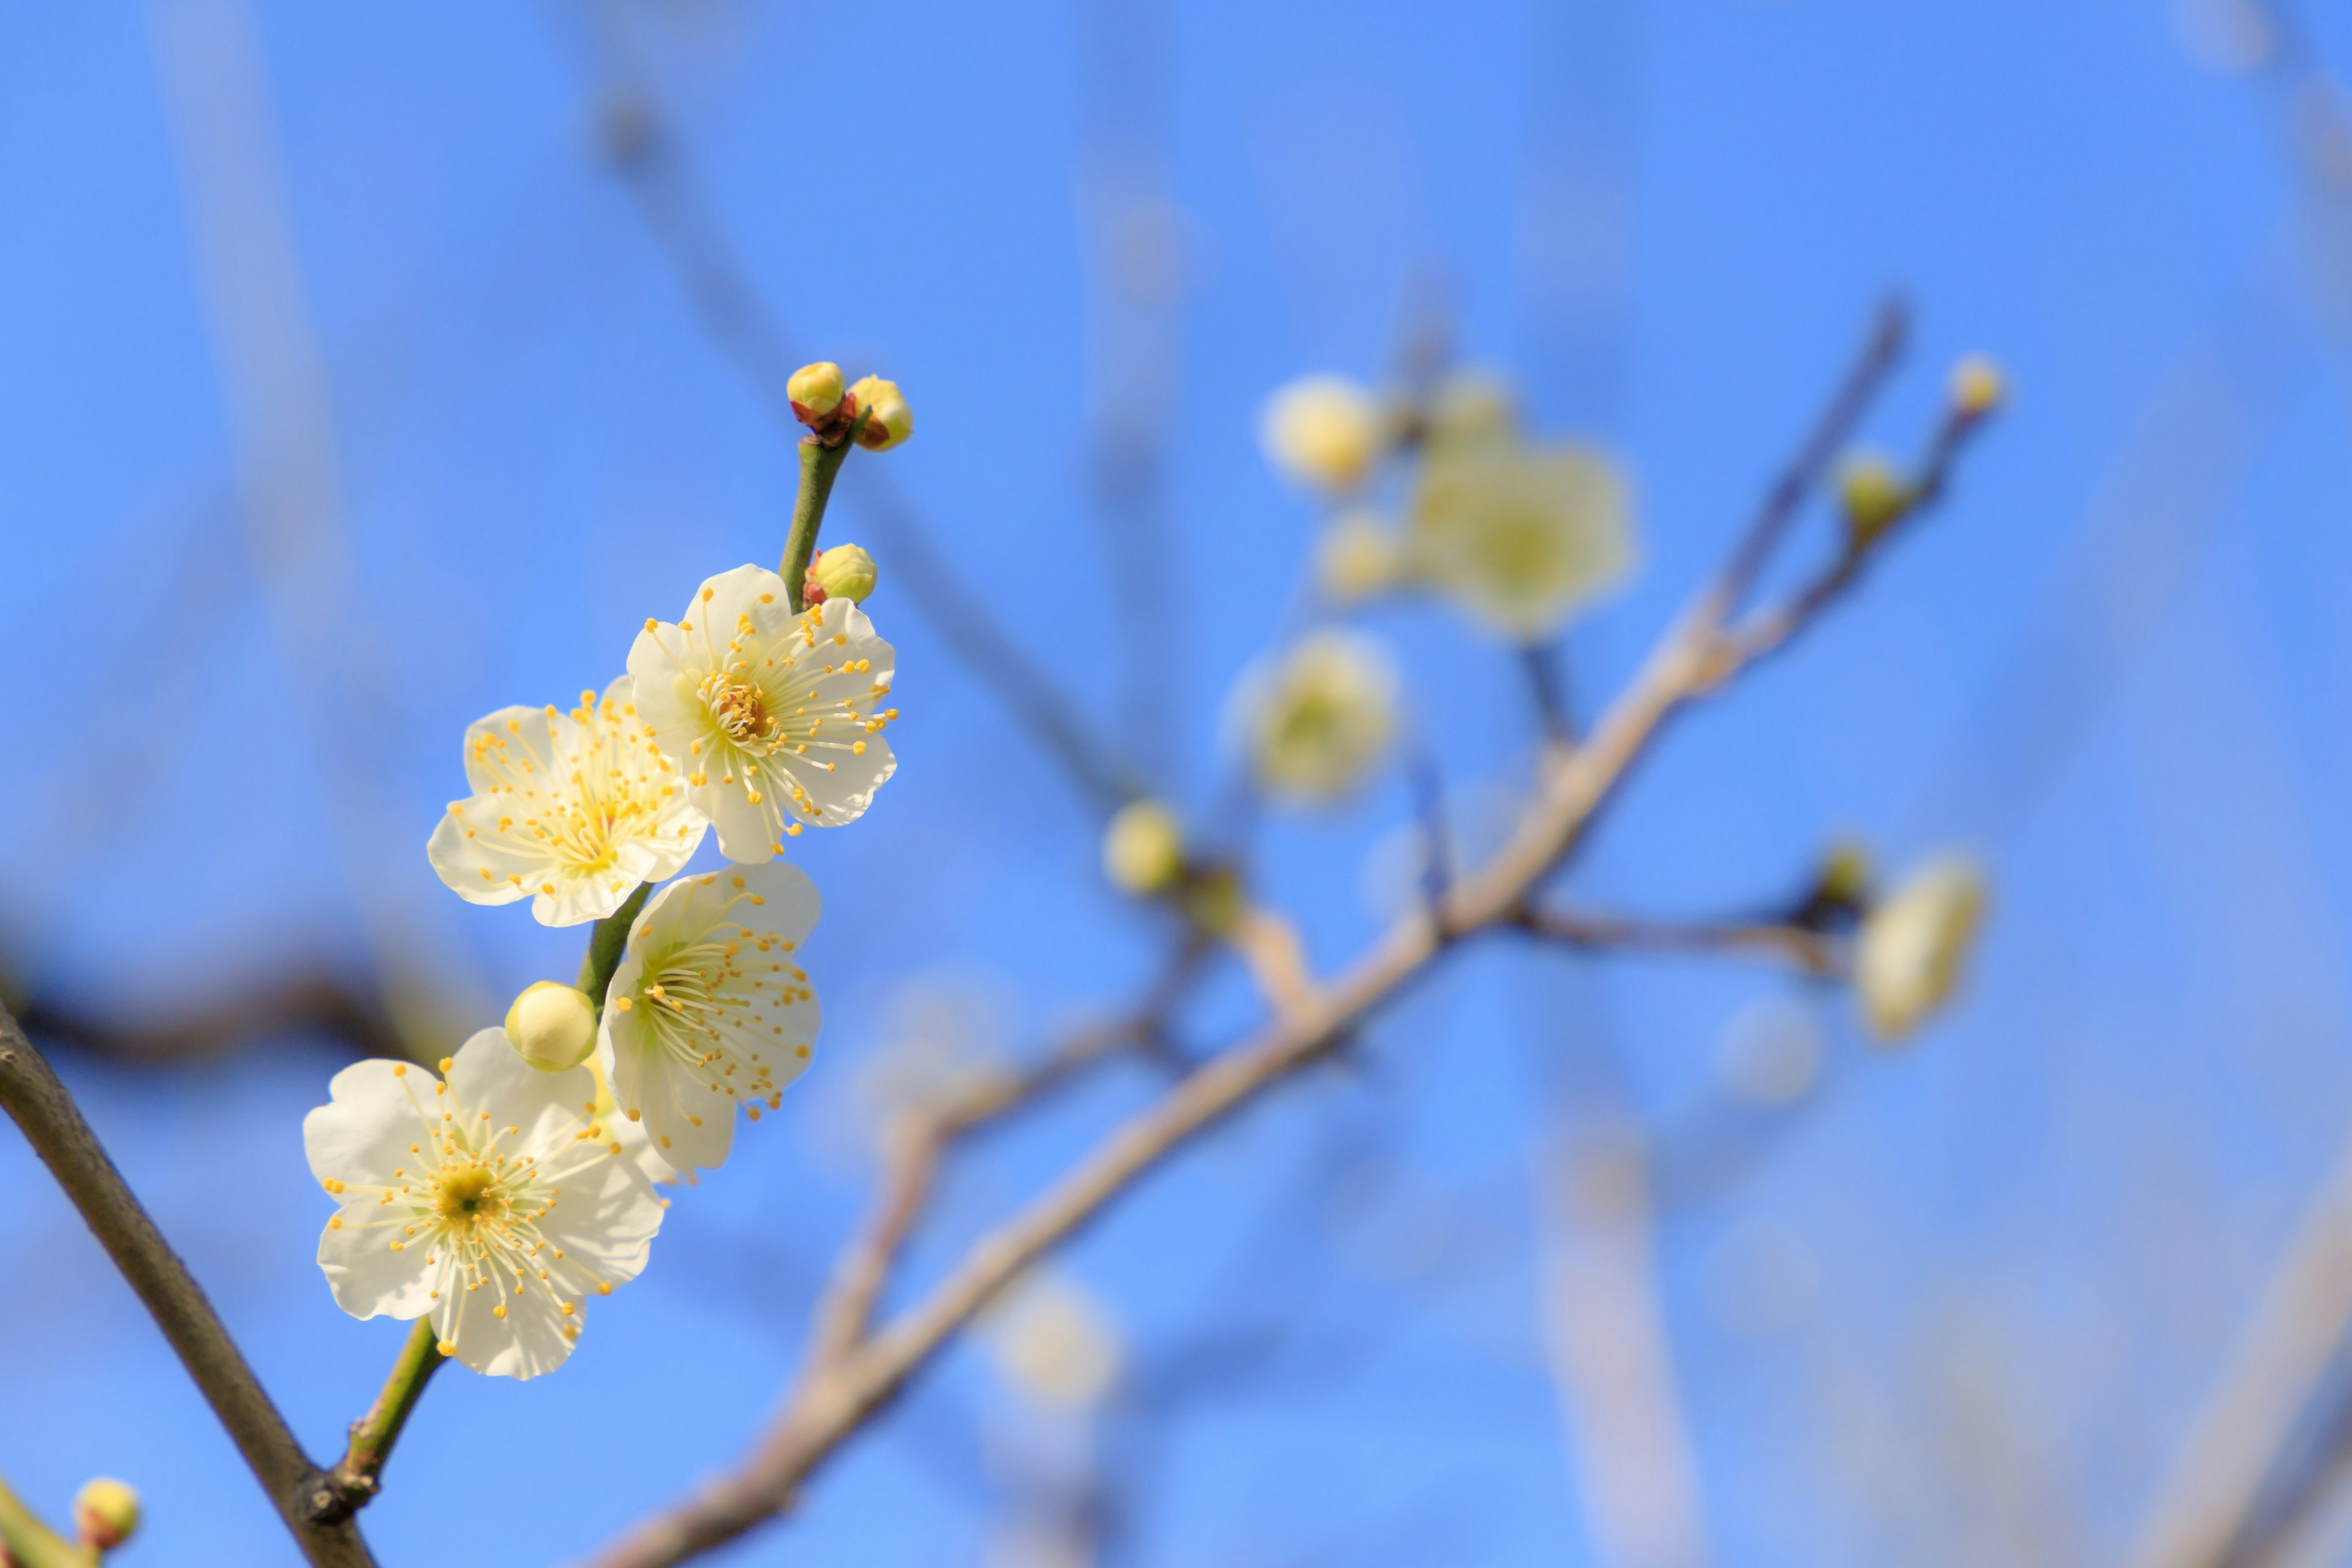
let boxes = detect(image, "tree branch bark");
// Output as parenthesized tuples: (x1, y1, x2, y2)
(0, 1006, 375, 1568)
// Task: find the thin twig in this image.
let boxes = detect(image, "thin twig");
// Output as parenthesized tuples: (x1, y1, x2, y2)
(0, 1468, 89, 1568)
(562, 8, 1136, 810)
(1511, 905, 1844, 977)
(309, 1319, 447, 1525)
(0, 1008, 375, 1568)
(577, 300, 1959, 1568)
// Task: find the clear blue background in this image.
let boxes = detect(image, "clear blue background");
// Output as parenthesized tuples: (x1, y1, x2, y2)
(4, 1, 2352, 1563)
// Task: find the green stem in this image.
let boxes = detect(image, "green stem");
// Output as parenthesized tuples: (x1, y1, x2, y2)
(780, 411, 872, 612)
(577, 882, 652, 1011)
(315, 1320, 444, 1519)
(0, 1471, 94, 1568)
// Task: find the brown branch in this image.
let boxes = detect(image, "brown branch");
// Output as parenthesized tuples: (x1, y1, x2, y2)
(0, 1006, 375, 1568)
(1511, 905, 1845, 978)
(807, 940, 1208, 1371)
(578, 300, 1967, 1568)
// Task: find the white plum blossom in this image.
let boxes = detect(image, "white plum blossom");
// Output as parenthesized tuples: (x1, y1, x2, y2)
(1407, 438, 1635, 641)
(303, 1030, 663, 1380)
(598, 862, 821, 1174)
(1227, 629, 1400, 804)
(427, 678, 706, 926)
(1855, 856, 1989, 1042)
(627, 566, 899, 864)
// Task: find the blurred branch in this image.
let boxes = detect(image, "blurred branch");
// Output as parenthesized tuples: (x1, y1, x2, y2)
(0, 1005, 374, 1568)
(10, 965, 406, 1067)
(1535, 1126, 1711, 1568)
(807, 938, 1208, 1371)
(1512, 905, 1844, 977)
(560, 2, 1137, 810)
(578, 299, 1978, 1568)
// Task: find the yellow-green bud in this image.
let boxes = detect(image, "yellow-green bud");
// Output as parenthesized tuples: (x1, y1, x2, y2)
(1838, 452, 1910, 550)
(788, 361, 845, 424)
(74, 1477, 140, 1552)
(1950, 354, 2005, 418)
(850, 375, 913, 451)
(504, 981, 597, 1072)
(1817, 839, 1873, 910)
(1102, 800, 1184, 895)
(808, 543, 877, 605)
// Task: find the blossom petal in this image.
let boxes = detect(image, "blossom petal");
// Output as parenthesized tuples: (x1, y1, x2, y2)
(317, 1203, 434, 1321)
(304, 1060, 437, 1189)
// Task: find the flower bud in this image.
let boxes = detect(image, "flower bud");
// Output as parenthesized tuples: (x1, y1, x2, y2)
(1950, 354, 2005, 418)
(788, 361, 845, 425)
(1856, 856, 1988, 1042)
(806, 543, 877, 606)
(1838, 452, 1910, 550)
(504, 981, 597, 1072)
(1817, 839, 1873, 911)
(849, 375, 913, 450)
(1102, 799, 1184, 895)
(74, 1477, 140, 1552)
(1260, 374, 1382, 493)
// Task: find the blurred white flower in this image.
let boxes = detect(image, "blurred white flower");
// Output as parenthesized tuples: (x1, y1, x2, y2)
(628, 567, 899, 864)
(1855, 856, 1989, 1042)
(303, 1029, 663, 1380)
(1228, 629, 1400, 804)
(1314, 510, 1404, 605)
(598, 864, 821, 1173)
(426, 677, 706, 927)
(986, 1272, 1123, 1411)
(1408, 439, 1635, 641)
(1261, 374, 1384, 493)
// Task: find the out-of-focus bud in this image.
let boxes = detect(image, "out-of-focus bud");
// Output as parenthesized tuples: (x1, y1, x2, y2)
(1102, 800, 1184, 895)
(1838, 452, 1910, 551)
(805, 543, 877, 606)
(1182, 865, 1247, 937)
(1260, 374, 1383, 493)
(1855, 856, 1989, 1043)
(1817, 839, 1873, 911)
(74, 1478, 141, 1553)
(788, 361, 845, 425)
(1314, 510, 1401, 605)
(1950, 355, 2005, 418)
(850, 375, 913, 450)
(504, 982, 598, 1072)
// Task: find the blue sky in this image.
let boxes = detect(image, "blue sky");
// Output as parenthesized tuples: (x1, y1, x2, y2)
(6, 1, 2352, 1564)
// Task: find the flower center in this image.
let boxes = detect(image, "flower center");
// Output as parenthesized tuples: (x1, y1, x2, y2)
(701, 672, 775, 749)
(434, 1162, 506, 1226)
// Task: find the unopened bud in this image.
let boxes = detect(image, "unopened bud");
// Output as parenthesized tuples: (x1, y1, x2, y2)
(504, 982, 597, 1072)
(849, 375, 913, 451)
(806, 543, 877, 606)
(1102, 800, 1184, 895)
(1818, 839, 1873, 910)
(74, 1478, 140, 1552)
(788, 361, 845, 424)
(1838, 452, 1910, 550)
(1950, 354, 2005, 418)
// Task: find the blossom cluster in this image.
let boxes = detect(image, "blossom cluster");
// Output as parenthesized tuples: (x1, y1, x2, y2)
(304, 368, 907, 1380)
